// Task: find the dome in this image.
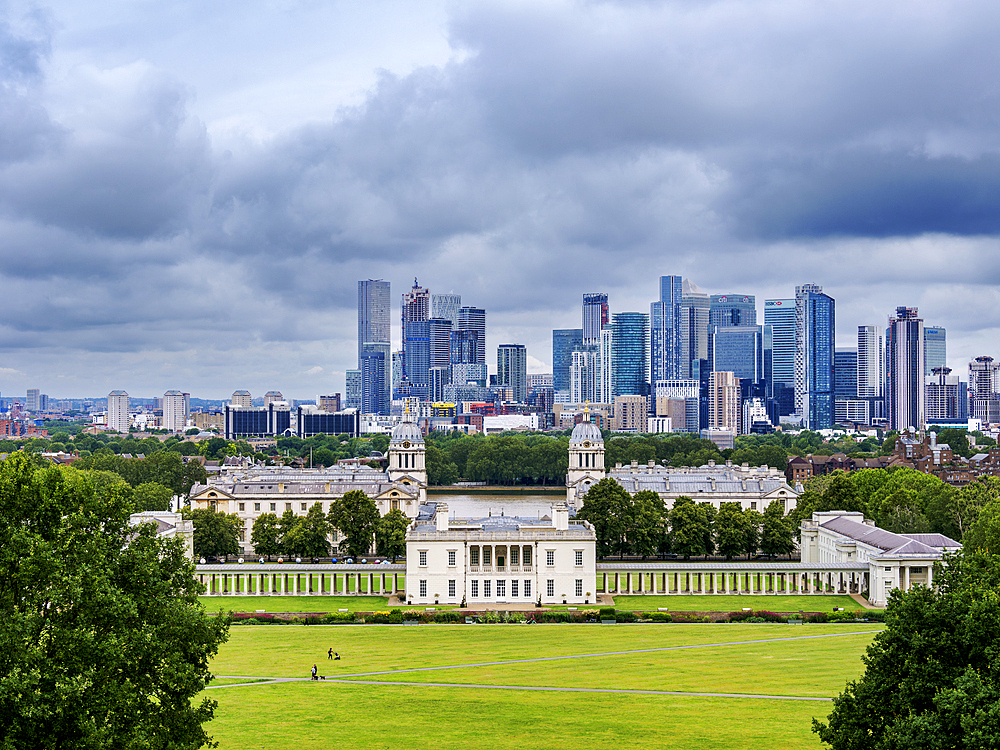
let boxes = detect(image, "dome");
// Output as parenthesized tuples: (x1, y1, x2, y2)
(570, 421, 603, 445)
(390, 421, 424, 444)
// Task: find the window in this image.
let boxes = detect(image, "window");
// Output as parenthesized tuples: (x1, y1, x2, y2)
(285, 503, 292, 511)
(750, 501, 757, 511)
(471, 580, 479, 597)
(523, 580, 531, 597)
(575, 579, 583, 597)
(511, 580, 519, 597)
(238, 503, 245, 511)
(483, 580, 492, 598)
(483, 547, 492, 565)
(419, 550, 427, 566)
(470, 548, 479, 566)
(546, 579, 554, 597)
(270, 503, 276, 511)
(448, 551, 456, 567)
(546, 550, 555, 567)
(575, 550, 583, 566)
(448, 580, 456, 598)
(911, 567, 924, 573)
(522, 548, 531, 565)
(419, 580, 427, 597)
(885, 567, 892, 572)
(254, 502, 260, 511)
(510, 548, 519, 565)
(301, 503, 307, 511)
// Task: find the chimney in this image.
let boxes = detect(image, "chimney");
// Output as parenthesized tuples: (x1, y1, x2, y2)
(552, 502, 569, 531)
(436, 503, 449, 532)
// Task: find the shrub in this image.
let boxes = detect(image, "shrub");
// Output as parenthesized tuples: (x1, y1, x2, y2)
(599, 607, 616, 618)
(649, 612, 672, 623)
(726, 610, 787, 623)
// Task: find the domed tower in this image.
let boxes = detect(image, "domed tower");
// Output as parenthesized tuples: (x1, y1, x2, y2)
(387, 421, 427, 497)
(566, 421, 606, 508)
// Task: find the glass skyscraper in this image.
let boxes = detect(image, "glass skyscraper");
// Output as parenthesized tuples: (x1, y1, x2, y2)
(611, 312, 649, 397)
(456, 307, 487, 366)
(553, 328, 584, 394)
(794, 284, 835, 430)
(582, 293, 609, 346)
(709, 294, 756, 328)
(357, 279, 390, 362)
(834, 348, 858, 400)
(651, 275, 683, 383)
(497, 344, 528, 403)
(764, 298, 796, 416)
(711, 325, 763, 381)
(924, 326, 946, 376)
(680, 280, 710, 380)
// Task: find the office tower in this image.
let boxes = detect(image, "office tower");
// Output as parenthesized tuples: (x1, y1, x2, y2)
(611, 312, 649, 397)
(403, 320, 431, 398)
(429, 318, 452, 370)
(296, 406, 360, 439)
(886, 306, 925, 431)
(391, 351, 404, 395)
(162, 390, 187, 432)
(570, 348, 599, 403)
(709, 371, 740, 433)
(231, 390, 252, 408)
(599, 328, 613, 403)
(358, 280, 391, 362)
(651, 275, 683, 384)
(108, 390, 129, 433)
(711, 325, 764, 381)
(361, 341, 391, 408)
(456, 306, 487, 366)
(497, 344, 528, 403)
(26, 389, 40, 412)
(345, 370, 362, 409)
(401, 278, 430, 380)
(764, 299, 795, 416)
(360, 350, 388, 414)
(552, 328, 584, 394)
(582, 293, 609, 346)
(709, 295, 756, 328)
(431, 293, 461, 325)
(857, 326, 885, 399)
(794, 284, 835, 430)
(924, 326, 946, 376)
(925, 367, 961, 421)
(653, 379, 700, 432)
(224, 402, 291, 440)
(318, 394, 341, 412)
(834, 349, 858, 400)
(527, 374, 553, 390)
(679, 280, 710, 379)
(968, 356, 1000, 423)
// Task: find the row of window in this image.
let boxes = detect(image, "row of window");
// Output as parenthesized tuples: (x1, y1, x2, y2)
(418, 549, 585, 567)
(414, 579, 586, 599)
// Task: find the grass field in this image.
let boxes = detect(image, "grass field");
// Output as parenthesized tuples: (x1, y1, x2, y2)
(205, 622, 881, 749)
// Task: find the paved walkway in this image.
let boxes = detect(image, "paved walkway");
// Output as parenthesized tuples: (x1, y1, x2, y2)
(209, 629, 879, 701)
(849, 592, 882, 610)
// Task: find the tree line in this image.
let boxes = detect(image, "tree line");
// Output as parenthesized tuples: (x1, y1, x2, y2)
(576, 478, 795, 560)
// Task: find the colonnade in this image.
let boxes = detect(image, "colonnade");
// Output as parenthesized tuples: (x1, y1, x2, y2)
(595, 564, 868, 596)
(197, 565, 405, 596)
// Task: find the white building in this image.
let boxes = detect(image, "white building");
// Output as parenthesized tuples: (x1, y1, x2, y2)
(108, 390, 130, 433)
(800, 511, 960, 606)
(405, 501, 597, 605)
(231, 390, 252, 408)
(129, 511, 194, 559)
(163, 390, 187, 432)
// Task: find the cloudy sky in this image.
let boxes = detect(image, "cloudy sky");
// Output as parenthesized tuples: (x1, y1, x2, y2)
(2, 0, 1000, 401)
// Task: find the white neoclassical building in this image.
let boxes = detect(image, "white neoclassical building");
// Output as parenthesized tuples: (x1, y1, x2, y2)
(565, 421, 801, 514)
(405, 501, 598, 606)
(189, 421, 428, 555)
(800, 511, 961, 606)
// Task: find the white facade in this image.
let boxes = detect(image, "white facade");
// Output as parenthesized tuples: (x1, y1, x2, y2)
(800, 511, 960, 606)
(405, 502, 597, 605)
(163, 390, 187, 432)
(107, 390, 130, 433)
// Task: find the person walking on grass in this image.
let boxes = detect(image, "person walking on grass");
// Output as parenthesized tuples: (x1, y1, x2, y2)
(328, 648, 333, 660)
(311, 664, 317, 680)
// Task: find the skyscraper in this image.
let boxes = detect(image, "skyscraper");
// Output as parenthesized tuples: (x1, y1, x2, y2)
(709, 371, 740, 433)
(834, 349, 858, 400)
(456, 306, 487, 366)
(26, 389, 40, 412)
(582, 293, 609, 346)
(709, 295, 756, 328)
(968, 356, 999, 422)
(345, 370, 362, 409)
(794, 284, 835, 430)
(431, 293, 461, 325)
(552, 328, 584, 395)
(358, 279, 390, 362)
(360, 350, 388, 414)
(679, 280, 710, 379)
(108, 390, 129, 433)
(402, 320, 431, 398)
(650, 275, 682, 383)
(497, 344, 528, 403)
(162, 390, 187, 432)
(231, 390, 252, 408)
(886, 306, 925, 431)
(924, 326, 946, 376)
(711, 325, 764, 381)
(401, 278, 430, 381)
(857, 326, 885, 399)
(764, 298, 796, 416)
(611, 312, 649, 397)
(925, 367, 961, 421)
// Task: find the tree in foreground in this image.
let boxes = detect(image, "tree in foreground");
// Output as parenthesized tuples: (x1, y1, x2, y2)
(0, 452, 229, 749)
(814, 550, 1000, 748)
(328, 489, 379, 558)
(376, 509, 409, 561)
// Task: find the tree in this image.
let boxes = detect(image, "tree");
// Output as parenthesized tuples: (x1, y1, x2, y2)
(577, 478, 632, 558)
(715, 502, 750, 559)
(297, 502, 332, 558)
(277, 508, 299, 556)
(251, 512, 281, 559)
(743, 509, 762, 557)
(814, 550, 1000, 748)
(0, 451, 230, 748)
(759, 500, 795, 557)
(961, 498, 1000, 553)
(376, 509, 409, 561)
(133, 481, 173, 511)
(328, 489, 379, 558)
(629, 490, 668, 559)
(669, 497, 708, 559)
(426, 444, 459, 486)
(189, 508, 241, 558)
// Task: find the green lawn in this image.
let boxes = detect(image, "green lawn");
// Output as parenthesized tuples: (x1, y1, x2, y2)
(205, 623, 880, 749)
(198, 596, 392, 613)
(609, 594, 865, 613)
